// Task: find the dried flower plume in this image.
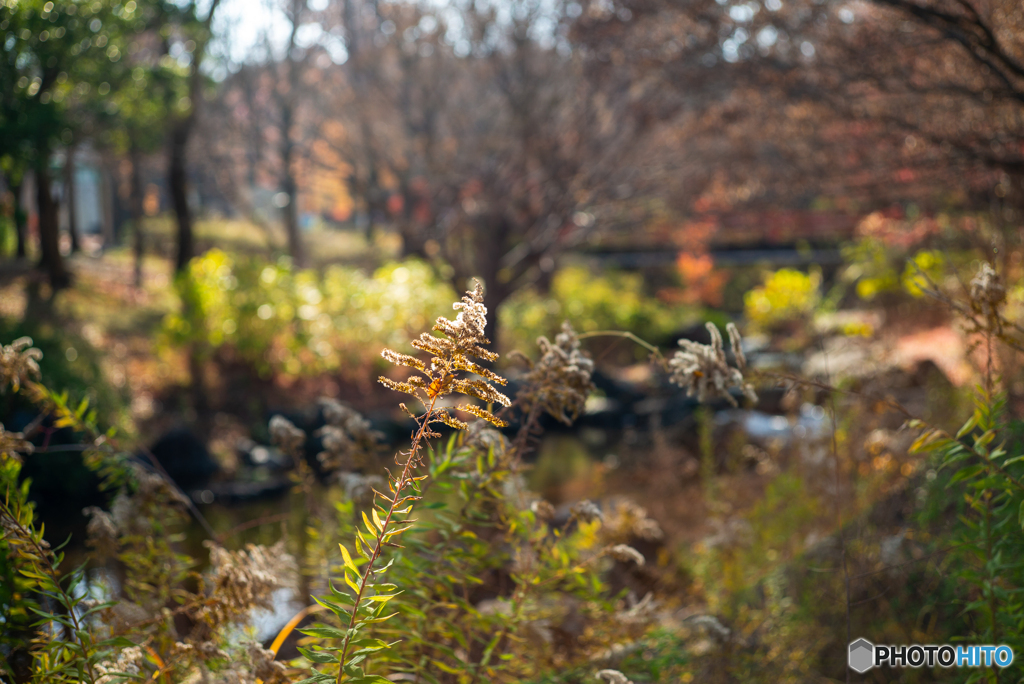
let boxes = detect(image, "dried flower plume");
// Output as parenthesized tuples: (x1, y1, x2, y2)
(199, 540, 294, 626)
(0, 336, 42, 392)
(668, 322, 756, 407)
(379, 281, 510, 428)
(518, 321, 596, 425)
(94, 646, 145, 684)
(970, 262, 1007, 324)
(606, 544, 646, 566)
(0, 423, 32, 464)
(571, 499, 603, 524)
(316, 398, 381, 470)
(269, 414, 307, 457)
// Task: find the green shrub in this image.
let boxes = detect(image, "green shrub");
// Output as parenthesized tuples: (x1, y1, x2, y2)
(163, 251, 457, 378)
(501, 266, 699, 352)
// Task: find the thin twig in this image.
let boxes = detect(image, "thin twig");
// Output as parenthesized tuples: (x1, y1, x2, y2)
(577, 329, 668, 367)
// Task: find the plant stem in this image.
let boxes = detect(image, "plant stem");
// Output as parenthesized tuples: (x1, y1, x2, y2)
(336, 395, 438, 681)
(576, 330, 667, 366)
(1, 500, 99, 684)
(985, 493, 1000, 684)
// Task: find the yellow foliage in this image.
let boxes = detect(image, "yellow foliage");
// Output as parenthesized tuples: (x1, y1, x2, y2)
(744, 269, 821, 330)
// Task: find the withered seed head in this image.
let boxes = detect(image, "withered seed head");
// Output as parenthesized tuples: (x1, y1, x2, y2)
(518, 321, 596, 425)
(668, 322, 756, 407)
(379, 282, 510, 427)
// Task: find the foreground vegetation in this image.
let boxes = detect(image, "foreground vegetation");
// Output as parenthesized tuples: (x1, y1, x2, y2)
(4, 219, 1024, 682)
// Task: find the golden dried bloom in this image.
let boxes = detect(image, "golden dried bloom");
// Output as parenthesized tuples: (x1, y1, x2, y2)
(380, 281, 509, 427)
(315, 399, 380, 470)
(668, 322, 757, 407)
(0, 423, 32, 464)
(464, 419, 507, 451)
(520, 321, 596, 425)
(321, 398, 377, 439)
(531, 499, 556, 522)
(170, 640, 229, 662)
(269, 415, 306, 456)
(95, 646, 144, 684)
(571, 499, 603, 524)
(83, 506, 119, 557)
(606, 544, 645, 566)
(601, 499, 664, 543)
(970, 262, 1006, 320)
(0, 337, 42, 392)
(249, 641, 288, 682)
(200, 540, 294, 626)
(726, 322, 747, 370)
(103, 601, 150, 632)
(107, 465, 189, 537)
(618, 591, 657, 625)
(596, 670, 633, 684)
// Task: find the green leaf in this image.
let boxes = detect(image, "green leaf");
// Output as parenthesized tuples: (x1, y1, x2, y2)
(957, 414, 979, 438)
(293, 674, 336, 684)
(313, 595, 352, 621)
(300, 625, 349, 640)
(95, 636, 137, 650)
(297, 647, 338, 664)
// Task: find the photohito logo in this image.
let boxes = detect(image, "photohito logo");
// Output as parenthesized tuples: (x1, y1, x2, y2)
(848, 639, 1014, 673)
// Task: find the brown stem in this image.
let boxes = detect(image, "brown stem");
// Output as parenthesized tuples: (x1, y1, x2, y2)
(336, 395, 438, 680)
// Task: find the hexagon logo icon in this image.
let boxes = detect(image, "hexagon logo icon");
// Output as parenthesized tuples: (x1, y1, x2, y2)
(849, 638, 875, 673)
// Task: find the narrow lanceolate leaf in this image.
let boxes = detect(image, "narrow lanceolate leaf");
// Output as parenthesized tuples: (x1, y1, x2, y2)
(340, 543, 358, 573)
(313, 596, 352, 621)
(957, 415, 979, 438)
(293, 674, 335, 684)
(300, 625, 349, 640)
(329, 579, 355, 602)
(356, 529, 374, 559)
(361, 612, 399, 624)
(372, 507, 385, 532)
(371, 488, 393, 505)
(368, 507, 385, 532)
(384, 523, 417, 538)
(298, 647, 339, 664)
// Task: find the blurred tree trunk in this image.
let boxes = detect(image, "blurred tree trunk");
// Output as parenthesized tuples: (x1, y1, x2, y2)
(169, 120, 194, 273)
(278, 0, 307, 268)
(11, 180, 27, 259)
(35, 164, 71, 290)
(168, 0, 223, 274)
(130, 141, 145, 288)
(64, 144, 81, 254)
(463, 214, 513, 348)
